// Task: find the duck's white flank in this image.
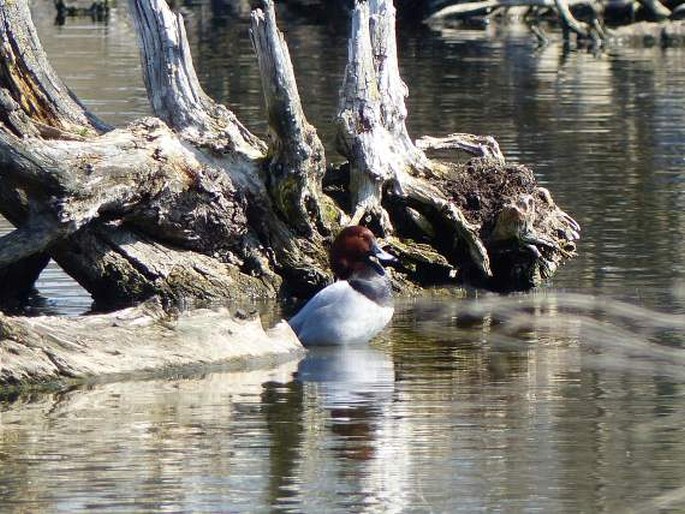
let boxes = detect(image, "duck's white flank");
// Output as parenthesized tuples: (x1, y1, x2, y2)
(288, 280, 394, 346)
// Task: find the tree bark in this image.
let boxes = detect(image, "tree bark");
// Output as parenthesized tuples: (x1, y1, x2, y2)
(0, 1, 108, 138)
(0, 0, 111, 300)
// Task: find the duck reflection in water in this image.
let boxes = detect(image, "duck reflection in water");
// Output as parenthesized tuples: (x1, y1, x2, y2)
(262, 341, 409, 509)
(296, 342, 398, 462)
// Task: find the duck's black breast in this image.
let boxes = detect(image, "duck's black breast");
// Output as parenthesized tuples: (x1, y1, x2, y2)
(348, 272, 393, 307)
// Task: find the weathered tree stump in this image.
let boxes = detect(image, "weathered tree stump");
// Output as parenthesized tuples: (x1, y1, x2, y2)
(0, 0, 580, 384)
(334, 0, 578, 290)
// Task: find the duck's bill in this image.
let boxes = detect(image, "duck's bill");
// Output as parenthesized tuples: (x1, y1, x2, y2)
(370, 242, 397, 263)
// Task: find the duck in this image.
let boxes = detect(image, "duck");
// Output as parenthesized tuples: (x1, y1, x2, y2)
(288, 225, 396, 346)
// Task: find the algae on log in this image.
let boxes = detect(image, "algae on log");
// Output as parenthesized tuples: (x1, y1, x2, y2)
(0, 0, 579, 308)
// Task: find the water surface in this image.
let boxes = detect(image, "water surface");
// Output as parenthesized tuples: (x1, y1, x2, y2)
(1, 2, 684, 512)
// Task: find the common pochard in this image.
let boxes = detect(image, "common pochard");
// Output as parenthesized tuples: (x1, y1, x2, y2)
(288, 225, 395, 346)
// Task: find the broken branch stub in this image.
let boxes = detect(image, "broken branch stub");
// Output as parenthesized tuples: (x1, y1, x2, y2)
(416, 133, 505, 165)
(250, 0, 329, 237)
(128, 0, 264, 159)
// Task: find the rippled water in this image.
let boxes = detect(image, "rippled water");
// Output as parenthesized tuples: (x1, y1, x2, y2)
(1, 2, 685, 512)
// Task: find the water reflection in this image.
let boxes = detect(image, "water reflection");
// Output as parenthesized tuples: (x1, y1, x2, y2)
(263, 344, 408, 512)
(385, 294, 685, 513)
(2, 292, 684, 512)
(0, 361, 299, 512)
(296, 344, 395, 409)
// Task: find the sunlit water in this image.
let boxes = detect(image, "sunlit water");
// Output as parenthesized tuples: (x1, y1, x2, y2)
(1, 2, 684, 512)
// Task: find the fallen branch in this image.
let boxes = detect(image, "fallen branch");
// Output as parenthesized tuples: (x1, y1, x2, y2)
(416, 133, 505, 164)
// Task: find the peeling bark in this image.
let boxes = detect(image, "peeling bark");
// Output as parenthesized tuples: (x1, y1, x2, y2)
(0, 116, 278, 307)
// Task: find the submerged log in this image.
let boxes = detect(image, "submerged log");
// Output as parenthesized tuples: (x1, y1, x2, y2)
(0, 299, 302, 386)
(0, 0, 579, 384)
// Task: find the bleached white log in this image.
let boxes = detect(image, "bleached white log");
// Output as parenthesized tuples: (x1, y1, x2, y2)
(0, 300, 303, 385)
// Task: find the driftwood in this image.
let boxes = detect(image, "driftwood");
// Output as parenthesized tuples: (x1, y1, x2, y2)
(0, 0, 578, 303)
(0, 299, 302, 385)
(0, 0, 580, 383)
(426, 0, 685, 48)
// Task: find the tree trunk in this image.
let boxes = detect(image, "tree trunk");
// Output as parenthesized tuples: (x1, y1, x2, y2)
(0, 0, 580, 383)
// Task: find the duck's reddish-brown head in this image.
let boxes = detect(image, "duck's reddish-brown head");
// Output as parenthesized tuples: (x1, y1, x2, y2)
(329, 226, 395, 280)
